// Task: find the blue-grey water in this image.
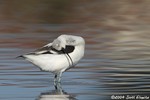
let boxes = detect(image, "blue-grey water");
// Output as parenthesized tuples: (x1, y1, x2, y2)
(0, 24, 150, 100)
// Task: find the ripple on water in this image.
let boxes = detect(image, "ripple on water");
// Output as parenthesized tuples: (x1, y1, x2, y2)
(0, 29, 150, 100)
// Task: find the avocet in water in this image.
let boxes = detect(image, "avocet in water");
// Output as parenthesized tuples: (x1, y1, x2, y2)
(19, 35, 85, 83)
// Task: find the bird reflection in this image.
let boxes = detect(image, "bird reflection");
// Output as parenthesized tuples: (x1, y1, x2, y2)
(36, 83, 76, 100)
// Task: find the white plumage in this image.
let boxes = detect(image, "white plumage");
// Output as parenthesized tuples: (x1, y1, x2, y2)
(20, 35, 85, 83)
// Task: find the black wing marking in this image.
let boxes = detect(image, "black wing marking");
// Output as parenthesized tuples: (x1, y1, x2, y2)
(46, 45, 75, 54)
(33, 45, 63, 54)
(36, 46, 50, 52)
(40, 51, 53, 54)
(34, 46, 53, 54)
(39, 45, 75, 54)
(30, 45, 75, 55)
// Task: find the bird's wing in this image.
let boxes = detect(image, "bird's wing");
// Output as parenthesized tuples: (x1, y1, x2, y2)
(32, 45, 75, 55)
(28, 38, 75, 55)
(32, 43, 64, 55)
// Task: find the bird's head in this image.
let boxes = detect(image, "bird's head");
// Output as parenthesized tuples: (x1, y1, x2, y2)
(52, 34, 85, 50)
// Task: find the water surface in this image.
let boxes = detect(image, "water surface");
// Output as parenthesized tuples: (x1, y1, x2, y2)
(0, 24, 150, 100)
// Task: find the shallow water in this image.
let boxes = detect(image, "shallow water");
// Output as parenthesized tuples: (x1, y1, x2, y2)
(0, 24, 150, 100)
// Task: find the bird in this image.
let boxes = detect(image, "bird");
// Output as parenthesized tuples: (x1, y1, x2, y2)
(19, 34, 85, 83)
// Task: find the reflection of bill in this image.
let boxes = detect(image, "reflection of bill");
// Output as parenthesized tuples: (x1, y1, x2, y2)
(36, 83, 76, 100)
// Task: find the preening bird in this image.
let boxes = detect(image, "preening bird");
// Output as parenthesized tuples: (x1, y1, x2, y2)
(19, 35, 85, 83)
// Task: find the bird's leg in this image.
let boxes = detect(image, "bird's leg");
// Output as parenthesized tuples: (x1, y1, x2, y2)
(54, 72, 62, 84)
(54, 74, 57, 83)
(57, 72, 62, 82)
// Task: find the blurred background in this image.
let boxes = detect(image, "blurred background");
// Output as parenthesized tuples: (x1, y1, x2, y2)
(0, 0, 150, 100)
(1, 0, 150, 29)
